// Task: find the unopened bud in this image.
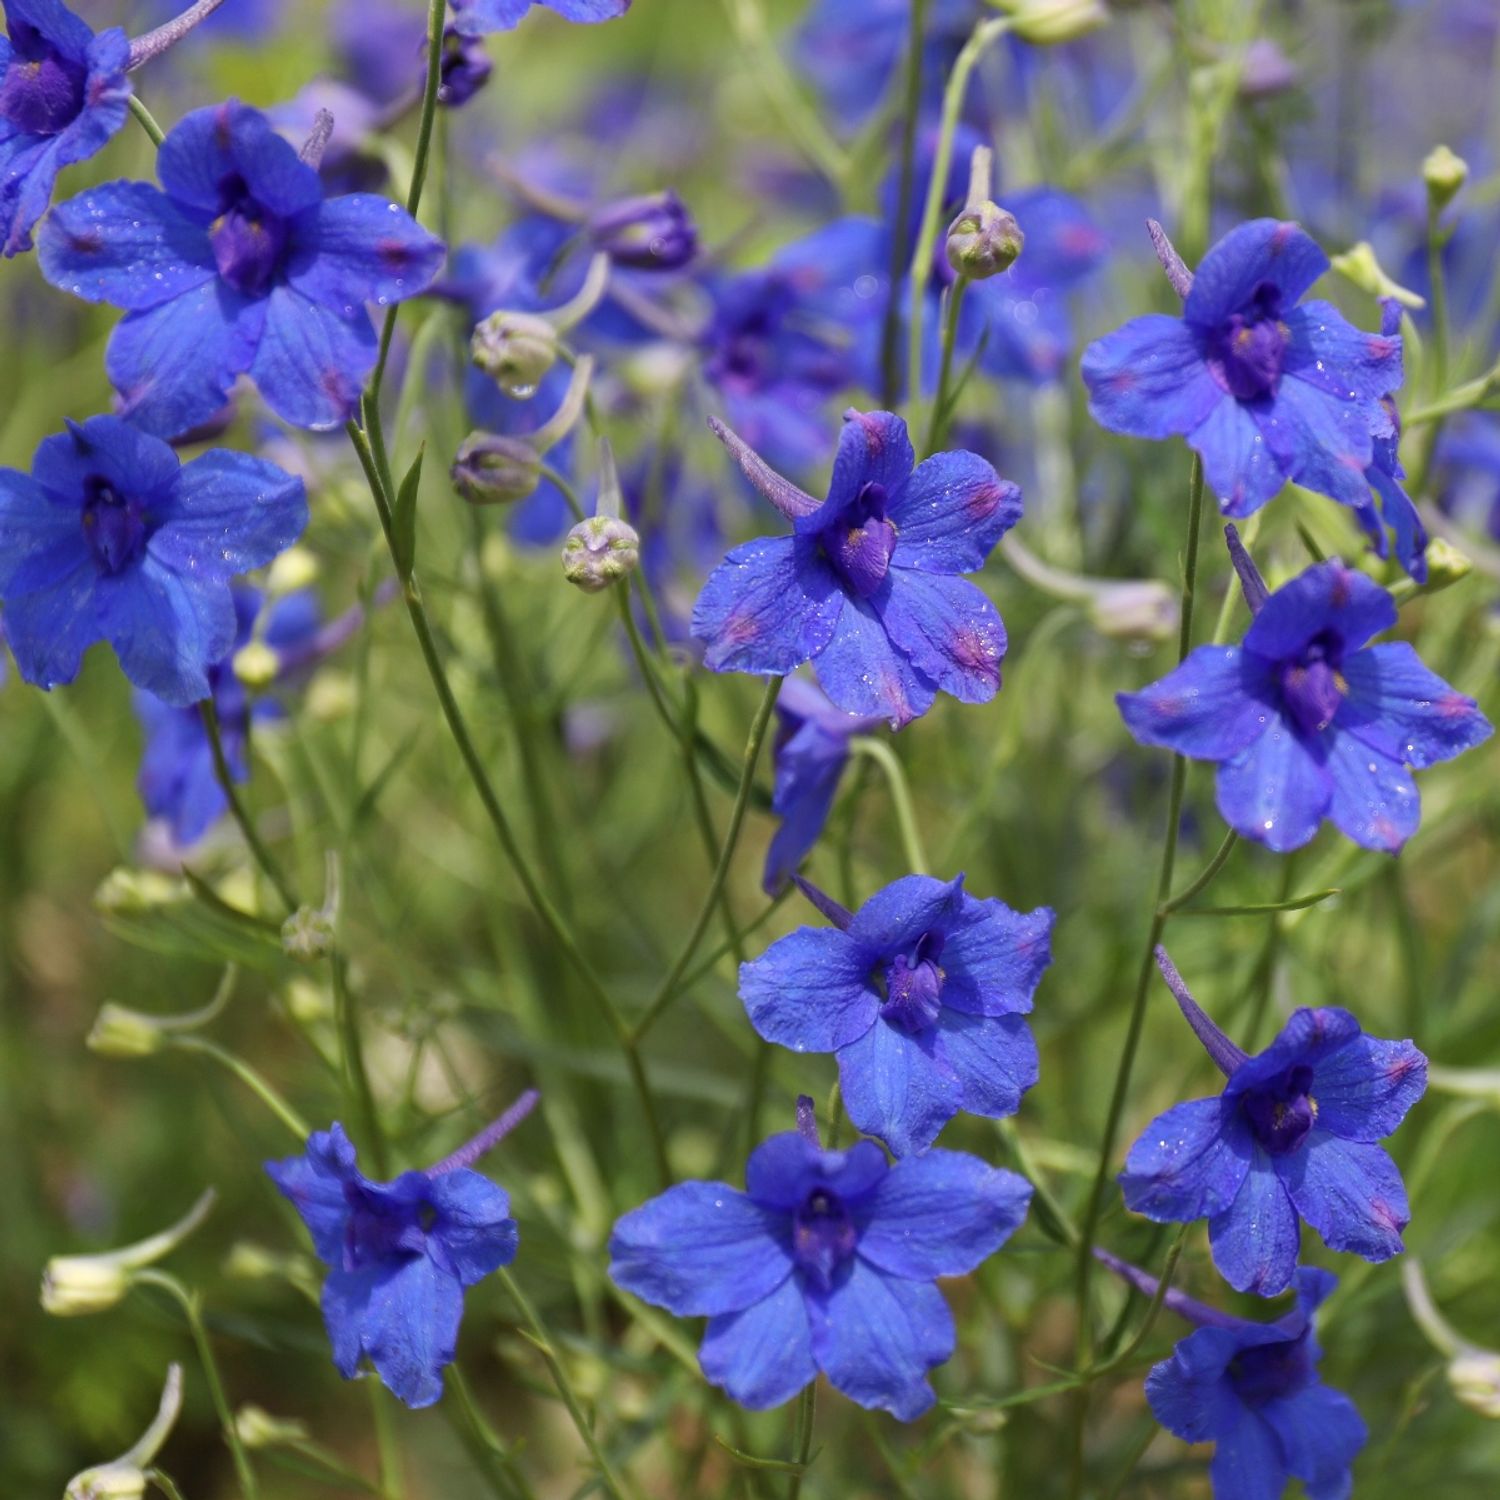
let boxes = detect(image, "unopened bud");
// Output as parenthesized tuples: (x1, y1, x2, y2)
(66, 1365, 182, 1500)
(946, 201, 1024, 280)
(265, 546, 320, 596)
(438, 26, 492, 108)
(451, 433, 542, 505)
(87, 1003, 167, 1058)
(95, 867, 183, 916)
(588, 190, 697, 271)
(1237, 38, 1297, 100)
(1329, 241, 1426, 310)
(472, 310, 559, 398)
(562, 515, 641, 593)
(235, 1406, 311, 1448)
(1423, 536, 1473, 592)
(1450, 1351, 1500, 1417)
(233, 640, 281, 688)
(1423, 145, 1468, 211)
(993, 0, 1109, 45)
(281, 905, 335, 961)
(1087, 580, 1179, 642)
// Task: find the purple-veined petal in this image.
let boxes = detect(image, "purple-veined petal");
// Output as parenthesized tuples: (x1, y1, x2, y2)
(1225, 1008, 1364, 1101)
(148, 450, 307, 580)
(815, 409, 915, 523)
(1280, 1133, 1409, 1263)
(1117, 645, 1276, 760)
(360, 1253, 464, 1408)
(884, 451, 1022, 574)
(1310, 1035, 1427, 1142)
(1184, 220, 1329, 332)
(847, 873, 966, 955)
(698, 1275, 815, 1410)
(836, 1016, 964, 1157)
(1209, 1150, 1301, 1296)
(1243, 561, 1397, 661)
(1215, 723, 1331, 853)
(1256, 377, 1377, 512)
(1282, 300, 1401, 404)
(939, 901, 1054, 1017)
(159, 100, 322, 222)
(738, 925, 881, 1053)
(608, 1183, 793, 1316)
(808, 1260, 952, 1420)
(426, 1170, 518, 1288)
(933, 1010, 1039, 1119)
(743, 1133, 888, 1213)
(1207, 1401, 1290, 1500)
(287, 194, 445, 310)
(1080, 315, 1222, 439)
(853, 1149, 1031, 1280)
(810, 589, 937, 727)
(1339, 642, 1493, 769)
(1187, 390, 1289, 517)
(1323, 732, 1420, 853)
(1121, 1096, 1253, 1222)
(693, 535, 843, 675)
(879, 569, 1006, 704)
(250, 285, 375, 430)
(1261, 1383, 1368, 1496)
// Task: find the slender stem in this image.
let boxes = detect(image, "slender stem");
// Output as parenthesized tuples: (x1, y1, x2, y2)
(881, 0, 930, 406)
(167, 1036, 309, 1142)
(786, 1382, 818, 1500)
(199, 700, 297, 913)
(128, 94, 166, 148)
(446, 1364, 533, 1500)
(1160, 831, 1238, 915)
(368, 1383, 405, 1500)
(631, 677, 783, 1042)
(148, 1472, 189, 1500)
(331, 950, 389, 1177)
(851, 737, 929, 875)
(924, 277, 969, 457)
(1427, 203, 1451, 397)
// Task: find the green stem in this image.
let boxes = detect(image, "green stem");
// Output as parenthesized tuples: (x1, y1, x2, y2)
(166, 1036, 309, 1142)
(368, 1382, 405, 1500)
(128, 94, 166, 148)
(446, 1364, 533, 1500)
(880, 0, 930, 406)
(199, 700, 297, 914)
(1427, 203, 1451, 397)
(851, 737, 929, 875)
(924, 277, 969, 457)
(331, 949, 389, 1178)
(1160, 831, 1238, 915)
(785, 1382, 818, 1500)
(148, 1472, 189, 1500)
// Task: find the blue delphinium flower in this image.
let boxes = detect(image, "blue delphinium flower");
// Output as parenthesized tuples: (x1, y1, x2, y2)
(450, 0, 630, 37)
(609, 1106, 1031, 1417)
(1082, 220, 1404, 537)
(762, 678, 883, 894)
(1118, 546, 1492, 853)
(38, 99, 445, 438)
(0, 0, 130, 256)
(740, 875, 1054, 1155)
(694, 408, 1022, 727)
(0, 415, 307, 704)
(1097, 1251, 1367, 1500)
(1120, 946, 1427, 1298)
(265, 1092, 537, 1409)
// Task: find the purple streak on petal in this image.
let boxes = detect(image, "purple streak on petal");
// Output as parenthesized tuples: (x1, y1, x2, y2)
(706, 415, 820, 521)
(1154, 946, 1248, 1076)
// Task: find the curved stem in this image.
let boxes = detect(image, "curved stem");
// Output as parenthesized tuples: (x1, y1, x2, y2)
(128, 95, 166, 148)
(880, 0, 930, 406)
(850, 737, 929, 875)
(167, 1036, 309, 1142)
(924, 277, 968, 457)
(446, 1364, 536, 1500)
(1160, 830, 1239, 915)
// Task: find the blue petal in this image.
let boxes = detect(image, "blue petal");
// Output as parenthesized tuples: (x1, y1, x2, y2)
(250, 286, 375, 430)
(264, 1124, 358, 1264)
(934, 1010, 1039, 1119)
(608, 1183, 793, 1316)
(1188, 393, 1289, 517)
(1208, 1401, 1291, 1500)
(426, 1170, 518, 1288)
(848, 873, 967, 955)
(1282, 300, 1401, 404)
(149, 450, 307, 580)
(1215, 723, 1331, 853)
(1225, 1008, 1363, 1100)
(0, 466, 91, 597)
(699, 1275, 815, 1410)
(543, 0, 633, 20)
(763, 719, 850, 893)
(1081, 316, 1222, 439)
(1183, 220, 1329, 332)
(1243, 561, 1397, 661)
(743, 1133, 888, 1213)
(810, 589, 938, 727)
(739, 925, 880, 1053)
(1280, 1133, 1408, 1263)
(809, 1260, 952, 1420)
(451, 0, 531, 34)
(135, 691, 226, 845)
(158, 101, 322, 222)
(1261, 1384, 1367, 1499)
(0, 557, 101, 690)
(1310, 1034, 1427, 1142)
(287, 194, 445, 310)
(361, 1253, 464, 1408)
(810, 410, 915, 527)
(692, 535, 843, 676)
(1323, 732, 1420, 852)
(884, 451, 1022, 575)
(1339, 642, 1493, 770)
(1117, 646, 1276, 761)
(321, 1265, 380, 1378)
(880, 569, 1006, 704)
(39, 182, 212, 310)
(1209, 1150, 1301, 1296)
(32, 414, 180, 504)
(98, 556, 236, 705)
(837, 1016, 965, 1157)
(1259, 376, 1377, 511)
(1144, 1327, 1245, 1441)
(854, 1149, 1031, 1280)
(938, 900, 1054, 1017)
(6, 0, 95, 61)
(1121, 1096, 1253, 1222)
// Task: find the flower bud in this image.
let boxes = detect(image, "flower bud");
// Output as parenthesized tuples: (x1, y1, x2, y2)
(438, 27, 492, 108)
(946, 201, 1024, 280)
(86, 1003, 167, 1058)
(1087, 580, 1179, 642)
(95, 867, 182, 916)
(1450, 1351, 1500, 1418)
(993, 0, 1109, 45)
(562, 515, 641, 593)
(66, 1364, 182, 1500)
(233, 639, 281, 688)
(281, 905, 335, 961)
(451, 433, 542, 505)
(587, 190, 697, 271)
(265, 545, 320, 596)
(235, 1406, 311, 1448)
(1329, 241, 1425, 310)
(1237, 38, 1297, 100)
(471, 310, 559, 398)
(1423, 145, 1468, 211)
(1422, 537, 1473, 592)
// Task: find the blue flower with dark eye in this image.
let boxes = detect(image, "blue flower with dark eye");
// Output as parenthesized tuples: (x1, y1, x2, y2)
(740, 875, 1053, 1156)
(266, 1092, 536, 1409)
(1082, 220, 1403, 532)
(694, 408, 1021, 727)
(1118, 549, 1492, 853)
(38, 99, 445, 438)
(609, 1111, 1031, 1418)
(450, 0, 630, 36)
(1097, 1251, 1367, 1500)
(762, 679, 883, 894)
(0, 415, 307, 705)
(0, 0, 130, 256)
(1120, 946, 1427, 1298)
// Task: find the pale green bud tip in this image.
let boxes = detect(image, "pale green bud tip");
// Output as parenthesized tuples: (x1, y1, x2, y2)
(235, 1406, 311, 1448)
(451, 433, 542, 506)
(41, 1256, 133, 1316)
(1450, 1352, 1500, 1417)
(264, 545, 320, 596)
(281, 906, 335, 961)
(1328, 241, 1426, 310)
(561, 516, 641, 593)
(994, 0, 1109, 45)
(1087, 580, 1179, 642)
(65, 1463, 148, 1500)
(94, 867, 183, 915)
(1424, 537, 1472, 590)
(86, 1002, 166, 1058)
(945, 201, 1024, 280)
(233, 640, 281, 689)
(471, 310, 559, 397)
(1423, 145, 1468, 208)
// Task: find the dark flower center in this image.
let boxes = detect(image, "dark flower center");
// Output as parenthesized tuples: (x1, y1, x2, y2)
(81, 476, 149, 576)
(879, 929, 945, 1034)
(1228, 1334, 1314, 1406)
(1242, 1062, 1318, 1156)
(210, 173, 289, 296)
(0, 24, 86, 136)
(1211, 280, 1289, 401)
(822, 480, 898, 599)
(342, 1186, 428, 1269)
(1278, 630, 1348, 736)
(792, 1187, 857, 1290)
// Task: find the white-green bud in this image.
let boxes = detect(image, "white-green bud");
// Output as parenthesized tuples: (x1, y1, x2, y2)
(65, 1365, 183, 1500)
(946, 201, 1024, 280)
(1423, 145, 1468, 212)
(281, 905, 335, 961)
(992, 0, 1109, 45)
(471, 310, 560, 398)
(86, 1003, 167, 1058)
(235, 1406, 311, 1448)
(1450, 1352, 1500, 1418)
(1087, 580, 1179, 643)
(562, 515, 641, 593)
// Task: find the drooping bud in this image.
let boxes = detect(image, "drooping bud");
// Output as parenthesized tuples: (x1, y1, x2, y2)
(1450, 1352, 1500, 1418)
(66, 1365, 183, 1499)
(438, 27, 492, 109)
(946, 200, 1024, 280)
(1423, 145, 1469, 212)
(587, 190, 697, 271)
(1422, 537, 1473, 592)
(87, 967, 236, 1061)
(992, 0, 1109, 45)
(451, 433, 542, 505)
(1329, 241, 1426, 309)
(1086, 579, 1178, 642)
(234, 1406, 311, 1449)
(471, 310, 560, 398)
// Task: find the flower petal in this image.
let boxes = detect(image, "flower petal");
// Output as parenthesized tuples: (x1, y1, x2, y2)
(426, 1170, 518, 1288)
(836, 1016, 965, 1157)
(287, 194, 445, 310)
(1081, 315, 1222, 439)
(1121, 1096, 1253, 1222)
(264, 1124, 358, 1264)
(360, 1253, 464, 1408)
(1225, 1008, 1364, 1100)
(1243, 561, 1396, 661)
(159, 101, 322, 222)
(934, 1010, 1039, 1119)
(250, 285, 375, 430)
(98, 557, 237, 705)
(1144, 1327, 1248, 1440)
(884, 451, 1022, 575)
(939, 901, 1055, 1017)
(1323, 732, 1420, 853)
(320, 1265, 380, 1378)
(1310, 1035, 1427, 1142)
(0, 556, 101, 690)
(1215, 723, 1331, 853)
(1339, 642, 1493, 770)
(813, 409, 915, 525)
(1188, 389, 1290, 517)
(1260, 1384, 1367, 1497)
(1117, 645, 1276, 760)
(0, 467, 90, 596)
(848, 873, 967, 955)
(1184, 220, 1329, 332)
(148, 450, 307, 580)
(810, 589, 938, 727)
(699, 1275, 815, 1410)
(743, 1133, 888, 1213)
(1208, 1401, 1291, 1500)
(1282, 300, 1401, 404)
(1256, 376, 1377, 512)
(1209, 1150, 1301, 1296)
(1280, 1133, 1409, 1263)
(739, 925, 880, 1053)
(879, 569, 1006, 704)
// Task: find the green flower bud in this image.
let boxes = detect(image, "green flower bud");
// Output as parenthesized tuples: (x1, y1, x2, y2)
(451, 433, 543, 505)
(86, 1003, 168, 1058)
(471, 310, 560, 398)
(946, 200, 1024, 280)
(281, 906, 334, 962)
(1087, 580, 1179, 643)
(1423, 536, 1473, 592)
(232, 640, 281, 689)
(993, 0, 1109, 45)
(1328, 241, 1426, 309)
(234, 1406, 311, 1449)
(66, 1365, 182, 1500)
(562, 515, 641, 593)
(1423, 145, 1468, 211)
(1450, 1352, 1500, 1418)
